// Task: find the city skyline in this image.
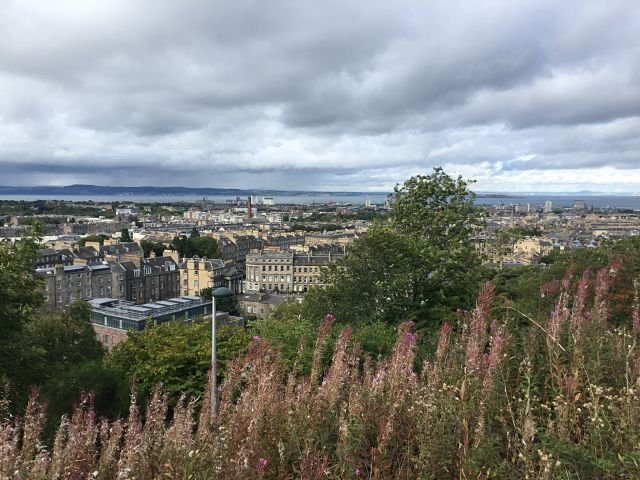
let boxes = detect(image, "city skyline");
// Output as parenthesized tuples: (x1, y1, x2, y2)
(1, 1, 639, 193)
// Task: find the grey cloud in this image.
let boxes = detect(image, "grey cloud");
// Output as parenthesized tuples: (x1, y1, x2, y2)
(1, 0, 640, 191)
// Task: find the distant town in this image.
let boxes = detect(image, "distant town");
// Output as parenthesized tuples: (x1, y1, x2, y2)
(2, 193, 639, 349)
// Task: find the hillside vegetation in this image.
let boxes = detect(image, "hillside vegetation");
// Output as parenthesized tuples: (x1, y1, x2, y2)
(3, 170, 640, 478)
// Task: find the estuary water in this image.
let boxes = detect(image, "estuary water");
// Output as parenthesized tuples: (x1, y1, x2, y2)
(0, 193, 639, 209)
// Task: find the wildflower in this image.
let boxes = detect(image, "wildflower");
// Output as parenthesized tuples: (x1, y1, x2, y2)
(257, 457, 269, 473)
(404, 331, 417, 344)
(355, 467, 361, 476)
(325, 313, 335, 322)
(253, 335, 262, 342)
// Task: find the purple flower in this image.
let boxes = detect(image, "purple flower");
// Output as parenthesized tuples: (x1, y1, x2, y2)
(257, 457, 269, 473)
(355, 467, 361, 476)
(404, 331, 417, 344)
(253, 335, 262, 342)
(324, 313, 335, 322)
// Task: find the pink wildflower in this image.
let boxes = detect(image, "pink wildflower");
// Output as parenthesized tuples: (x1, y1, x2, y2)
(404, 331, 417, 344)
(253, 335, 262, 342)
(257, 457, 269, 473)
(355, 467, 361, 476)
(325, 313, 335, 322)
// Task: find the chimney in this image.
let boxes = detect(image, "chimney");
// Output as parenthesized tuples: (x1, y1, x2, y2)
(247, 196, 253, 219)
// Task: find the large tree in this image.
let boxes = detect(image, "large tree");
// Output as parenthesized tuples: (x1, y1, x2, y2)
(171, 234, 219, 259)
(306, 168, 485, 329)
(0, 226, 44, 387)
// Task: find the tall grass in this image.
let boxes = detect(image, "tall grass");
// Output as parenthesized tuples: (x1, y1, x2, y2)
(3, 264, 640, 479)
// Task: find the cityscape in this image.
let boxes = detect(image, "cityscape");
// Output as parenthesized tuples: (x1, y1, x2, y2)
(2, 191, 639, 349)
(2, 0, 640, 478)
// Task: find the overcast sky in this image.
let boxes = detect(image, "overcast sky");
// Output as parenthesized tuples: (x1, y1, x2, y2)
(1, 1, 639, 192)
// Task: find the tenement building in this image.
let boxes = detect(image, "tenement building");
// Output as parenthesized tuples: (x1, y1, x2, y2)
(37, 256, 180, 308)
(244, 250, 343, 294)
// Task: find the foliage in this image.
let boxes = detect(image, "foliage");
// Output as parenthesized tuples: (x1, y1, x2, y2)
(6, 266, 640, 479)
(0, 226, 44, 391)
(308, 168, 485, 330)
(249, 300, 398, 374)
(106, 320, 251, 403)
(199, 289, 240, 316)
(120, 228, 133, 243)
(140, 239, 165, 258)
(77, 234, 110, 247)
(171, 234, 219, 259)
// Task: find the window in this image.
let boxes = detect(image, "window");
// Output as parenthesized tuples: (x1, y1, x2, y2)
(144, 266, 151, 275)
(134, 269, 140, 277)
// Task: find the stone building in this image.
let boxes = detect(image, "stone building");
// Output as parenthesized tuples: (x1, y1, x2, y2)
(37, 255, 179, 308)
(179, 257, 225, 296)
(244, 250, 344, 294)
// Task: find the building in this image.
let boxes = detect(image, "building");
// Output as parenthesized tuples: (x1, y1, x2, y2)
(544, 201, 553, 213)
(573, 200, 587, 210)
(36, 248, 75, 269)
(125, 256, 180, 304)
(244, 251, 294, 293)
(100, 242, 144, 262)
(37, 255, 180, 308)
(89, 296, 213, 349)
(179, 257, 225, 296)
(237, 292, 292, 319)
(244, 249, 344, 294)
(37, 263, 114, 309)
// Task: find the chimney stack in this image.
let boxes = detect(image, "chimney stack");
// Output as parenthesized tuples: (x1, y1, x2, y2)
(247, 196, 253, 219)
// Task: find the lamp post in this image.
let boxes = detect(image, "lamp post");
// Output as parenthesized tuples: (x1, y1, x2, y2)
(210, 286, 234, 423)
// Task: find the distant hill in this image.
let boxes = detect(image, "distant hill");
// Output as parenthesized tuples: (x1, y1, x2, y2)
(0, 184, 387, 197)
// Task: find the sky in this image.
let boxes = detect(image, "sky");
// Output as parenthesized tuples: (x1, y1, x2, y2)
(1, 1, 639, 193)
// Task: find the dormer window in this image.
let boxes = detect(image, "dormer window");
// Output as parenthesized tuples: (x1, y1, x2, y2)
(133, 269, 140, 277)
(144, 266, 151, 275)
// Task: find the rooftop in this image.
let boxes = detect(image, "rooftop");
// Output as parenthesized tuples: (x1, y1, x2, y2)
(89, 295, 209, 321)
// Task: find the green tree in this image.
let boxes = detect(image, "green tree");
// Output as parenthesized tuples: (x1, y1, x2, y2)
(140, 239, 165, 258)
(309, 168, 485, 330)
(120, 228, 133, 243)
(171, 234, 219, 259)
(106, 320, 251, 402)
(77, 234, 110, 247)
(0, 225, 44, 390)
(199, 288, 240, 316)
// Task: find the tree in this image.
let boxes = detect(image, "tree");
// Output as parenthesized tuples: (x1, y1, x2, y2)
(0, 225, 44, 389)
(199, 288, 240, 316)
(77, 234, 110, 247)
(106, 320, 251, 402)
(171, 234, 219, 259)
(120, 228, 133, 243)
(307, 168, 485, 330)
(140, 239, 165, 258)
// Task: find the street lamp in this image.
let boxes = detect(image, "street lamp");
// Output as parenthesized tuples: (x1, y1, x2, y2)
(210, 286, 233, 423)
